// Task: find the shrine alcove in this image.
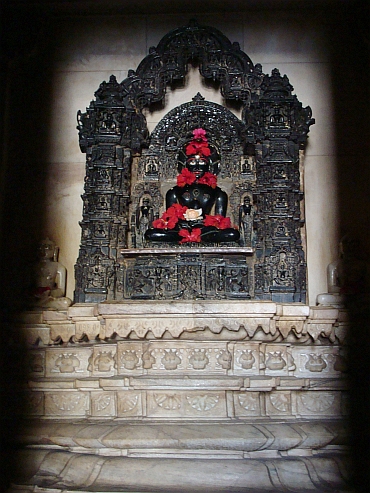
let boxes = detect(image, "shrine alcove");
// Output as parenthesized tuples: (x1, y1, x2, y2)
(74, 19, 314, 304)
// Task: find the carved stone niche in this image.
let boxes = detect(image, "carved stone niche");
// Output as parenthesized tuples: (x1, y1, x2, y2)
(74, 19, 314, 303)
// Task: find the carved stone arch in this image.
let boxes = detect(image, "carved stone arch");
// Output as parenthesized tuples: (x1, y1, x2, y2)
(135, 19, 261, 107)
(146, 93, 247, 181)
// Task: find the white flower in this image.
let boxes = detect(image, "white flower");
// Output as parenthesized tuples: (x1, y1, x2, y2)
(184, 208, 203, 221)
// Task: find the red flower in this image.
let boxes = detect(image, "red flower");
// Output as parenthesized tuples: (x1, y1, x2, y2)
(152, 216, 177, 229)
(198, 172, 217, 189)
(179, 228, 202, 243)
(177, 168, 196, 187)
(204, 214, 232, 229)
(185, 141, 211, 157)
(167, 203, 188, 218)
(152, 204, 188, 229)
(193, 128, 207, 140)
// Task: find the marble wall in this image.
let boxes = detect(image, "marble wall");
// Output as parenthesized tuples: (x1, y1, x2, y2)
(42, 11, 338, 303)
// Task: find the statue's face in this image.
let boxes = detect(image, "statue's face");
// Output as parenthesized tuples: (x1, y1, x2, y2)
(186, 156, 209, 178)
(39, 240, 54, 259)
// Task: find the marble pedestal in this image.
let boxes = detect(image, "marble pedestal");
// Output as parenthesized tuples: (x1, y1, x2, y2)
(9, 301, 350, 492)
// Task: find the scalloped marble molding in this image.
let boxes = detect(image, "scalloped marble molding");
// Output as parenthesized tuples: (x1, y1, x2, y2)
(18, 302, 348, 345)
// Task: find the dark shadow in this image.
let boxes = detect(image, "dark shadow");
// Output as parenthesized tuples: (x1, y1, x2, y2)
(329, 2, 370, 492)
(0, 5, 55, 490)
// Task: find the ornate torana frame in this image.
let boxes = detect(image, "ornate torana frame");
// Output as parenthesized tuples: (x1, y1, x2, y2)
(74, 20, 314, 303)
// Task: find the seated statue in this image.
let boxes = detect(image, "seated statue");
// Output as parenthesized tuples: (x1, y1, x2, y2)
(31, 238, 72, 309)
(145, 128, 240, 244)
(316, 235, 367, 307)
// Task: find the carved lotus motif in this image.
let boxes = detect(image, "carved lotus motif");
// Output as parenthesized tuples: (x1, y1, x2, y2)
(269, 392, 290, 412)
(94, 394, 112, 411)
(94, 351, 115, 372)
(51, 393, 82, 411)
(266, 351, 286, 371)
(154, 393, 181, 410)
(305, 354, 327, 373)
(118, 393, 139, 413)
(120, 350, 140, 370)
(238, 392, 259, 411)
(300, 392, 335, 412)
(239, 350, 255, 370)
(162, 350, 181, 370)
(54, 353, 81, 373)
(186, 394, 219, 412)
(189, 350, 209, 370)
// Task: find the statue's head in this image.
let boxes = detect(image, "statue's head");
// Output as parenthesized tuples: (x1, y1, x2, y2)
(39, 238, 55, 260)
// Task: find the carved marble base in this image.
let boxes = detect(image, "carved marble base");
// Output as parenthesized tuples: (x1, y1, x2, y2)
(317, 292, 345, 308)
(10, 302, 349, 492)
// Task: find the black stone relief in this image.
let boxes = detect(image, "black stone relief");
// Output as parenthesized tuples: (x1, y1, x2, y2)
(74, 20, 313, 303)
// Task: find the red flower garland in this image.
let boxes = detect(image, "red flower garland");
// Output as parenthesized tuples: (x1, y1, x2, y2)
(204, 215, 232, 230)
(179, 228, 202, 243)
(177, 168, 196, 187)
(152, 204, 188, 230)
(197, 172, 217, 189)
(177, 168, 217, 189)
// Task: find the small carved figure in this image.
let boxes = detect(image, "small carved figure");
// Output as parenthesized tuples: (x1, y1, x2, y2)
(270, 106, 285, 126)
(136, 197, 154, 245)
(31, 238, 72, 309)
(239, 196, 254, 247)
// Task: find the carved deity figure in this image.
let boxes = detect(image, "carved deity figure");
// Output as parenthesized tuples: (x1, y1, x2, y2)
(136, 197, 154, 245)
(145, 128, 240, 244)
(32, 238, 72, 309)
(239, 196, 254, 246)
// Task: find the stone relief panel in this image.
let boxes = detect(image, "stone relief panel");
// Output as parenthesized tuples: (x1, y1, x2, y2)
(45, 347, 92, 378)
(265, 391, 292, 416)
(26, 387, 349, 420)
(28, 351, 45, 377)
(44, 391, 89, 416)
(264, 344, 296, 375)
(146, 391, 227, 418)
(88, 345, 117, 376)
(233, 343, 261, 374)
(296, 391, 340, 417)
(117, 391, 143, 418)
(234, 391, 261, 417)
(28, 342, 347, 381)
(91, 391, 116, 417)
(291, 347, 343, 378)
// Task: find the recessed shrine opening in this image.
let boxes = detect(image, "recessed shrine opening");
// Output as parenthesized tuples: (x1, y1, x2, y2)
(74, 20, 314, 304)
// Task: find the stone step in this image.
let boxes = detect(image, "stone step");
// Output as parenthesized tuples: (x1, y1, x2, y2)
(18, 419, 346, 456)
(9, 448, 350, 492)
